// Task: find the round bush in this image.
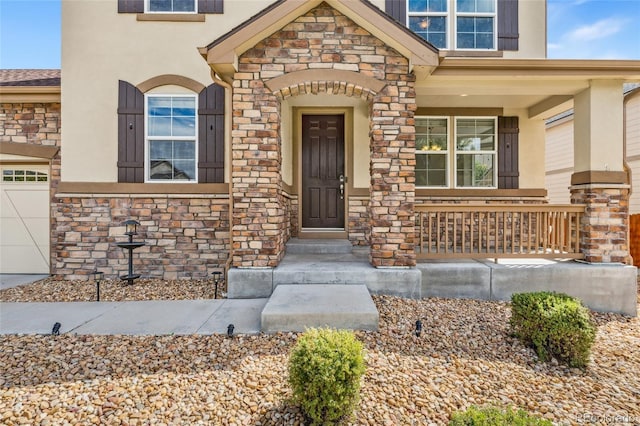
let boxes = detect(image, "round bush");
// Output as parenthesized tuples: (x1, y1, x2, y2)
(288, 328, 365, 425)
(510, 291, 596, 368)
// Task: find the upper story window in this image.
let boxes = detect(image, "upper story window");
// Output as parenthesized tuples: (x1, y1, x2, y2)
(147, 0, 195, 13)
(406, 0, 497, 50)
(146, 95, 197, 182)
(415, 116, 497, 188)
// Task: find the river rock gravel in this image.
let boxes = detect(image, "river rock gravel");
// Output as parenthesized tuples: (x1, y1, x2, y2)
(1, 278, 638, 425)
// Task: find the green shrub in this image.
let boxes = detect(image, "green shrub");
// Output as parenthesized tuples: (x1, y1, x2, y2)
(288, 328, 365, 425)
(449, 405, 553, 425)
(510, 291, 596, 368)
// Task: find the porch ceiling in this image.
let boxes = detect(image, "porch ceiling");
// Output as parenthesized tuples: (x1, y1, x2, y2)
(416, 58, 640, 119)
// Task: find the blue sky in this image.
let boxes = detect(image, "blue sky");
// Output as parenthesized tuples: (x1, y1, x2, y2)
(0, 0, 639, 69)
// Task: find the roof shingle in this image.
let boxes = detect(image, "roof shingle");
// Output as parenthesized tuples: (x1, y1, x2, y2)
(0, 69, 61, 87)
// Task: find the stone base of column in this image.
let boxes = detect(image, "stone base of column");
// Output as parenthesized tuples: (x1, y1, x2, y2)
(570, 184, 631, 264)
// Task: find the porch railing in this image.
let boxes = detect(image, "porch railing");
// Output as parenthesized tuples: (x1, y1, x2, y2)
(415, 204, 585, 260)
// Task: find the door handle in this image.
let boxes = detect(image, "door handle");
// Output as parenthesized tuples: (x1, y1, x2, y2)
(339, 175, 346, 200)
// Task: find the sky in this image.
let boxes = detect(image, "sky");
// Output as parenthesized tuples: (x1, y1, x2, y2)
(0, 0, 639, 69)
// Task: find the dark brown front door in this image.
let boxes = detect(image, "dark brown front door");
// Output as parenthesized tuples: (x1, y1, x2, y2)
(302, 114, 345, 229)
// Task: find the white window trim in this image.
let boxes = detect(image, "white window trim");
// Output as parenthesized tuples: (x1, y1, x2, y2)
(144, 93, 199, 183)
(453, 116, 498, 188)
(406, 0, 498, 51)
(145, 0, 197, 14)
(415, 116, 450, 188)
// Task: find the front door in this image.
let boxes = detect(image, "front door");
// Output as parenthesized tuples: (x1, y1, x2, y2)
(301, 114, 345, 229)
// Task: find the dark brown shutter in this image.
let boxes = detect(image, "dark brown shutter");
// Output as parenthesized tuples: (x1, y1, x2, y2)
(117, 80, 145, 183)
(385, 0, 407, 24)
(118, 0, 143, 13)
(498, 116, 519, 189)
(198, 83, 225, 183)
(198, 0, 223, 14)
(498, 0, 519, 50)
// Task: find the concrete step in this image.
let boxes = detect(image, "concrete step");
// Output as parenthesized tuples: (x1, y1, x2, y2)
(261, 284, 379, 333)
(285, 238, 352, 255)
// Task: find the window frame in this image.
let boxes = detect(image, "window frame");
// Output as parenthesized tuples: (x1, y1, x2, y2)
(415, 115, 498, 189)
(415, 115, 450, 188)
(406, 0, 449, 49)
(145, 0, 197, 14)
(453, 116, 498, 188)
(144, 93, 199, 183)
(406, 0, 498, 51)
(454, 0, 497, 50)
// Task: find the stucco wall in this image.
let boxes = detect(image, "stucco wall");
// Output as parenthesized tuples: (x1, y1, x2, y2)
(61, 0, 272, 182)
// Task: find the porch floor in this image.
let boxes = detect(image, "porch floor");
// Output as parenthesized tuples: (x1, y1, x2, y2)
(227, 240, 638, 322)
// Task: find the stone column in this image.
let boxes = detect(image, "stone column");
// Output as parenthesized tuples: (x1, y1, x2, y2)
(231, 74, 286, 268)
(570, 80, 630, 263)
(369, 78, 416, 267)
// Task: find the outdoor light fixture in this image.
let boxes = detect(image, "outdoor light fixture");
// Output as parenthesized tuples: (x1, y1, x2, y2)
(212, 271, 222, 299)
(117, 219, 145, 286)
(227, 324, 234, 338)
(124, 219, 139, 236)
(52, 322, 61, 336)
(415, 319, 422, 337)
(93, 269, 104, 302)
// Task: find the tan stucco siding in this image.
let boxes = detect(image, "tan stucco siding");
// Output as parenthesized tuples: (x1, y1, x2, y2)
(503, 0, 546, 59)
(61, 0, 273, 182)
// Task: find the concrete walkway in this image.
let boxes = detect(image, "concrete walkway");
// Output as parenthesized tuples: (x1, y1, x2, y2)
(0, 274, 49, 290)
(0, 299, 268, 336)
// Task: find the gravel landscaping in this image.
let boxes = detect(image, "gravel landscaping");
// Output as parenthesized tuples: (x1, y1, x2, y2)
(1, 278, 639, 425)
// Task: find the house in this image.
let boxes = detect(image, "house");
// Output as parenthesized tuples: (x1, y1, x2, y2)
(2, 1, 639, 311)
(0, 70, 61, 274)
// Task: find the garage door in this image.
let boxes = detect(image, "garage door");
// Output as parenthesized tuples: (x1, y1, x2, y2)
(0, 166, 50, 274)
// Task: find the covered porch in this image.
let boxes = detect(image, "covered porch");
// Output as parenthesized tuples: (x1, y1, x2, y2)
(198, 0, 639, 315)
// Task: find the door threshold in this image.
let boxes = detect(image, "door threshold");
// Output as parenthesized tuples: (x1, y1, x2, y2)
(299, 229, 348, 239)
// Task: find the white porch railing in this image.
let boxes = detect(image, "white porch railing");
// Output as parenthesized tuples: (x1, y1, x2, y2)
(415, 204, 585, 259)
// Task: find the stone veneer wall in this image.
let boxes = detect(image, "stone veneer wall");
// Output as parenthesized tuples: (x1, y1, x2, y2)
(232, 3, 416, 267)
(52, 196, 230, 280)
(348, 197, 370, 246)
(0, 102, 62, 270)
(571, 185, 630, 263)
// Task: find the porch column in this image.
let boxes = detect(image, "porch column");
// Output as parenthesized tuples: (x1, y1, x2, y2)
(231, 74, 286, 268)
(570, 80, 630, 263)
(369, 80, 416, 267)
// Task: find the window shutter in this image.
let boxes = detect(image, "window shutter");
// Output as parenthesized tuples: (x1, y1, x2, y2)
(118, 0, 143, 13)
(198, 83, 225, 183)
(385, 0, 407, 24)
(498, 116, 519, 189)
(198, 0, 223, 14)
(117, 80, 145, 183)
(498, 0, 519, 51)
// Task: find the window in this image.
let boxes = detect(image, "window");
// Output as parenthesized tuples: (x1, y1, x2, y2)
(455, 118, 496, 187)
(408, 0, 448, 49)
(146, 95, 197, 182)
(415, 116, 497, 188)
(2, 169, 48, 182)
(147, 0, 195, 13)
(406, 0, 497, 50)
(416, 117, 449, 186)
(455, 0, 496, 49)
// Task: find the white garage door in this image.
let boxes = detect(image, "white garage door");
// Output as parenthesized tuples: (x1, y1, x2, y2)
(0, 167, 50, 274)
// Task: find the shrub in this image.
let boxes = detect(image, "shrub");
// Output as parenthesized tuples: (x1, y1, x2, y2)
(288, 328, 365, 425)
(449, 405, 553, 425)
(510, 291, 596, 368)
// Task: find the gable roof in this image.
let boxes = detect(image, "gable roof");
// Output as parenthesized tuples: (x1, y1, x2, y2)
(200, 0, 439, 78)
